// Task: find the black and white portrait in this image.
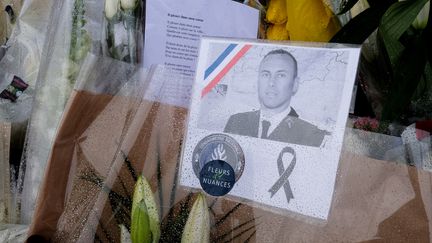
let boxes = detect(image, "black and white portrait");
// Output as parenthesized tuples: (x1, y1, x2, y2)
(181, 38, 361, 220)
(223, 49, 330, 147)
(197, 43, 347, 148)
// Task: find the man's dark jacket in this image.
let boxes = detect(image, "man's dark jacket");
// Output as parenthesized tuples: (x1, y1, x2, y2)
(224, 109, 329, 147)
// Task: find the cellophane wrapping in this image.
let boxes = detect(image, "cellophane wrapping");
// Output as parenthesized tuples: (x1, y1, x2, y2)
(0, 0, 55, 230)
(26, 63, 432, 242)
(17, 0, 105, 224)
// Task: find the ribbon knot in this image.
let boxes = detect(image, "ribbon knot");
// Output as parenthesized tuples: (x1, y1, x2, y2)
(268, 146, 296, 204)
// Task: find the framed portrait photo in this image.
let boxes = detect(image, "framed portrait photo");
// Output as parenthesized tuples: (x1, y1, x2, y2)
(179, 37, 361, 220)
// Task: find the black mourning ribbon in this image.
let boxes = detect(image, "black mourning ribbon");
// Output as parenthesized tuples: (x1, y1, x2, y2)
(268, 146, 296, 204)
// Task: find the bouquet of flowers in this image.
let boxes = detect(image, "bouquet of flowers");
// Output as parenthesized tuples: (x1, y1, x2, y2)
(103, 0, 143, 64)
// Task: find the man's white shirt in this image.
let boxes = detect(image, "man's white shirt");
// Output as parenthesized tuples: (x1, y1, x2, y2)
(259, 106, 292, 138)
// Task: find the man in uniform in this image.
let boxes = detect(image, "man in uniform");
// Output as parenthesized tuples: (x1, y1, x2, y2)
(224, 49, 328, 147)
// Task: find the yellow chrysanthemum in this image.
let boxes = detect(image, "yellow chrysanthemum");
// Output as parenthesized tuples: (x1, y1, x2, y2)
(285, 0, 341, 42)
(267, 23, 290, 40)
(267, 0, 288, 24)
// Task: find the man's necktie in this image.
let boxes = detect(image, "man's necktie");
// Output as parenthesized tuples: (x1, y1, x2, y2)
(261, 120, 271, 138)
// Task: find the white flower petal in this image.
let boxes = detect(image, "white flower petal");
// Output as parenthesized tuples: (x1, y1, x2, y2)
(105, 0, 119, 19)
(121, 0, 137, 10)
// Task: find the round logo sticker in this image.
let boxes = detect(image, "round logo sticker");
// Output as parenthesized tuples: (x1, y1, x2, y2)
(192, 134, 245, 196)
(199, 160, 235, 196)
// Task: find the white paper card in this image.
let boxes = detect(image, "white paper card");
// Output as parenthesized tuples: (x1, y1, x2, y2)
(180, 38, 361, 220)
(143, 0, 259, 107)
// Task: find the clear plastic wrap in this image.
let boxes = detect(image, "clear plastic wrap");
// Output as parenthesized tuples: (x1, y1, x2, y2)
(0, 122, 11, 224)
(0, 1, 20, 46)
(0, 0, 54, 122)
(0, 1, 51, 227)
(5, 1, 430, 242)
(26, 64, 432, 242)
(17, 0, 105, 224)
(0, 224, 28, 242)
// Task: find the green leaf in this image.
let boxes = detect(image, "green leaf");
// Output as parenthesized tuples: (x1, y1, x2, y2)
(331, 5, 390, 44)
(337, 0, 361, 15)
(426, 20, 432, 65)
(380, 37, 427, 122)
(131, 175, 160, 243)
(380, 0, 429, 40)
(131, 200, 152, 243)
(379, 0, 429, 65)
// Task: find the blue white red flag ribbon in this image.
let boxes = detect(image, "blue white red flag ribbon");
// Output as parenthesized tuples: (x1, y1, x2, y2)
(201, 43, 252, 97)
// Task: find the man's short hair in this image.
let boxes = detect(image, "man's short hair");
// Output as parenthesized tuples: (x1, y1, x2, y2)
(262, 49, 298, 77)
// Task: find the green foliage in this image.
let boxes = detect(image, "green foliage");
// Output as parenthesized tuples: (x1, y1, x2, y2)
(332, 0, 432, 124)
(331, 5, 391, 44)
(131, 200, 151, 243)
(380, 36, 428, 121)
(68, 0, 91, 88)
(379, 0, 429, 66)
(70, 0, 90, 62)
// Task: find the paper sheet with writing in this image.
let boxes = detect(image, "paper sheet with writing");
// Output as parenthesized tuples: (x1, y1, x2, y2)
(180, 38, 361, 220)
(143, 0, 259, 108)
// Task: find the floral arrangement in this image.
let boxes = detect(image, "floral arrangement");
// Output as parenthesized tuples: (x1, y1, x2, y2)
(262, 0, 431, 131)
(104, 0, 142, 64)
(265, 0, 341, 41)
(126, 175, 210, 243)
(353, 117, 380, 132)
(77, 151, 256, 243)
(1, 0, 430, 242)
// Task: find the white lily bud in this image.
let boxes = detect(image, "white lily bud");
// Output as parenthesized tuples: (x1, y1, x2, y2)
(121, 0, 138, 10)
(105, 0, 119, 20)
(131, 175, 160, 243)
(181, 193, 210, 243)
(412, 1, 430, 30)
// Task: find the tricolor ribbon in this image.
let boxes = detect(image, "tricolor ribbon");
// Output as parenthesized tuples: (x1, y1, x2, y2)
(201, 44, 252, 98)
(268, 146, 296, 204)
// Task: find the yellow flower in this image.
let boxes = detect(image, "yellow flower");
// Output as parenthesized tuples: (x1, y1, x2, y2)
(285, 0, 341, 42)
(181, 193, 210, 243)
(267, 23, 290, 40)
(267, 0, 287, 24)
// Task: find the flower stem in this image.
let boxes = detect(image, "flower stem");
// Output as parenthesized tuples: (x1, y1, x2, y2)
(123, 9, 137, 64)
